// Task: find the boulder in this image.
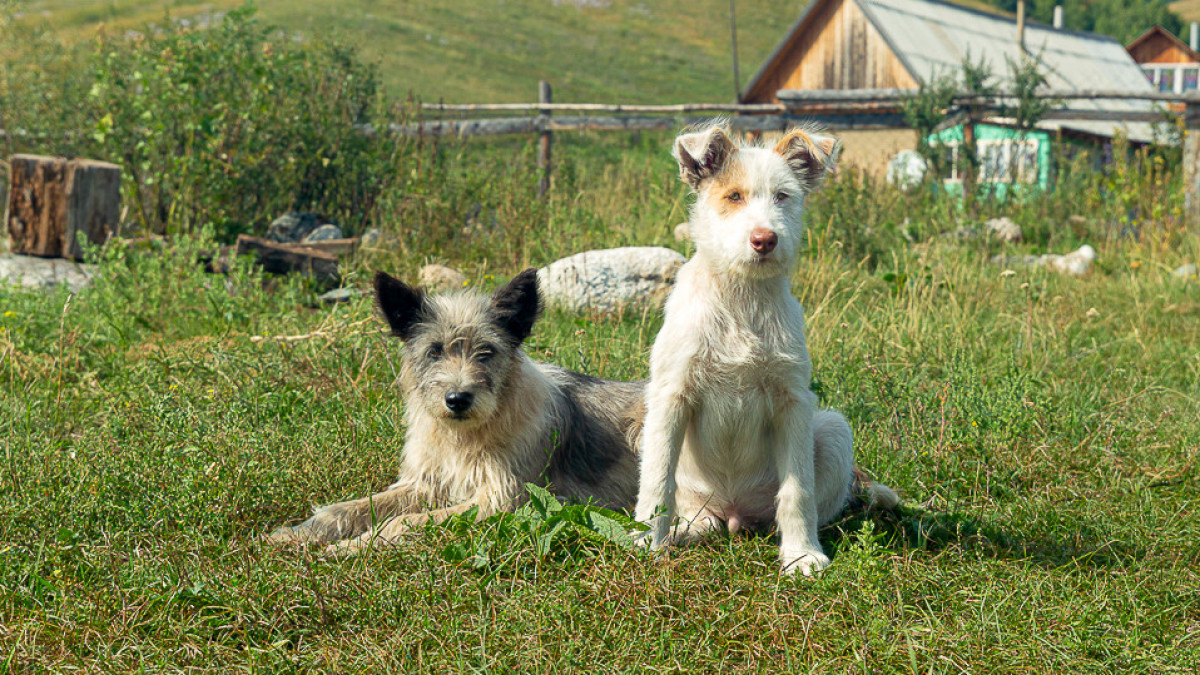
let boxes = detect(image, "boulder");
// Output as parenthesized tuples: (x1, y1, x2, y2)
(538, 246, 686, 315)
(1172, 263, 1197, 279)
(301, 224, 344, 243)
(0, 253, 97, 292)
(267, 212, 322, 243)
(420, 264, 468, 292)
(991, 245, 1095, 276)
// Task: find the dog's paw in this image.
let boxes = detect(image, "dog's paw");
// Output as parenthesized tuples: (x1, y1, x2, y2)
(780, 549, 831, 577)
(262, 526, 314, 547)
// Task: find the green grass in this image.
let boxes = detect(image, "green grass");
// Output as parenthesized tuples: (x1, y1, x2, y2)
(15, 0, 806, 103)
(2, 128, 1199, 670)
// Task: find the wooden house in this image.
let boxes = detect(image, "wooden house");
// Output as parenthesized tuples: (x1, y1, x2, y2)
(741, 0, 1159, 184)
(1126, 24, 1200, 96)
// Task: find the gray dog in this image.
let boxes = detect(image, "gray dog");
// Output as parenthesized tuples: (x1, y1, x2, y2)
(267, 269, 644, 555)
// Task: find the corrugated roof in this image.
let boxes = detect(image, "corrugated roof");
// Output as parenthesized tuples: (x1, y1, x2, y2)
(746, 0, 1165, 141)
(859, 0, 1160, 140)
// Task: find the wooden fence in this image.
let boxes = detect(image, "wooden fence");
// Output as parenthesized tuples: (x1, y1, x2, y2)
(411, 82, 1200, 220)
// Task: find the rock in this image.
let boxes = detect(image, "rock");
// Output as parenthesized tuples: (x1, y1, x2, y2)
(0, 253, 97, 292)
(991, 244, 1095, 276)
(420, 264, 468, 292)
(318, 287, 370, 305)
(946, 225, 980, 240)
(1172, 263, 1197, 279)
(361, 228, 399, 250)
(301, 224, 343, 243)
(674, 223, 690, 242)
(983, 217, 1023, 243)
(537, 246, 686, 315)
(266, 212, 322, 243)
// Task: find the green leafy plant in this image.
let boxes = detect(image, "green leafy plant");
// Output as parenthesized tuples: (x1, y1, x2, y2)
(438, 483, 647, 573)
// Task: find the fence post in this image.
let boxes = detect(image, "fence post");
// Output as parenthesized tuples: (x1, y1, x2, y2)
(538, 81, 552, 199)
(1185, 101, 1200, 224)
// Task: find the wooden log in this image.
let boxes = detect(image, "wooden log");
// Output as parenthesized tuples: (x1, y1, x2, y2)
(5, 154, 120, 260)
(235, 235, 339, 285)
(297, 237, 360, 256)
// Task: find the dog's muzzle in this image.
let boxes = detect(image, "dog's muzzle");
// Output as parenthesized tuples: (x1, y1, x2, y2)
(444, 391, 475, 415)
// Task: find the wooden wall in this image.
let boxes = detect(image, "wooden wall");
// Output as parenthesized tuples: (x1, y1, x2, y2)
(744, 0, 916, 103)
(1128, 32, 1198, 65)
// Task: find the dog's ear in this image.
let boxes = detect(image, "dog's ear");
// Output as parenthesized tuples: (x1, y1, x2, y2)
(773, 128, 841, 191)
(674, 125, 737, 190)
(374, 271, 427, 341)
(491, 268, 541, 345)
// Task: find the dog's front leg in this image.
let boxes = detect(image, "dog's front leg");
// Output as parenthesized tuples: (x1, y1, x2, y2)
(635, 379, 691, 550)
(323, 480, 523, 558)
(265, 479, 435, 545)
(773, 392, 829, 576)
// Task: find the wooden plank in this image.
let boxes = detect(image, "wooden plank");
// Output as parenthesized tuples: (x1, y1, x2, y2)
(298, 237, 360, 256)
(235, 235, 339, 285)
(538, 80, 552, 199)
(393, 113, 908, 137)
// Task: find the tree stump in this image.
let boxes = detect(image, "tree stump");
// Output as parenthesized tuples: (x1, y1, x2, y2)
(5, 155, 121, 260)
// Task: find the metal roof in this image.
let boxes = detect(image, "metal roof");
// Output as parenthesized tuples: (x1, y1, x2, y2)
(745, 0, 1165, 142)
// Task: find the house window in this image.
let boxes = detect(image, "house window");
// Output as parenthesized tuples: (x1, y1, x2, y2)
(1143, 67, 1158, 85)
(1159, 68, 1176, 92)
(1184, 67, 1199, 92)
(977, 138, 1040, 184)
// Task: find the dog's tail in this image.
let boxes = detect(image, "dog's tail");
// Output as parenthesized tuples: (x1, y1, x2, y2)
(852, 467, 900, 511)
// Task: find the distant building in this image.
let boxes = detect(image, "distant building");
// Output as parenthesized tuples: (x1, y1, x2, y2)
(1126, 24, 1200, 96)
(741, 0, 1158, 185)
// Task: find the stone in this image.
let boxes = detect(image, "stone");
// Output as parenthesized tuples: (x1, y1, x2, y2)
(266, 212, 321, 243)
(0, 253, 97, 292)
(983, 217, 1024, 243)
(419, 264, 468, 292)
(537, 246, 686, 315)
(301, 224, 343, 243)
(991, 244, 1095, 276)
(361, 228, 399, 250)
(318, 287, 370, 305)
(1172, 263, 1197, 279)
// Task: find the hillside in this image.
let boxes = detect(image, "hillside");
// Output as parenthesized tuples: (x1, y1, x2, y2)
(15, 0, 803, 104)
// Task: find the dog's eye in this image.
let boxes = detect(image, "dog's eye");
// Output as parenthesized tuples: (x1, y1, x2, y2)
(428, 343, 444, 359)
(477, 348, 495, 363)
(725, 191, 743, 203)
(774, 192, 790, 203)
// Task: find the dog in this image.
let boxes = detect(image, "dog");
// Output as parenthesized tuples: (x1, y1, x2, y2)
(267, 268, 644, 555)
(634, 123, 898, 576)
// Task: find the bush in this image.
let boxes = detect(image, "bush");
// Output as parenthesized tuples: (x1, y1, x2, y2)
(3, 4, 408, 240)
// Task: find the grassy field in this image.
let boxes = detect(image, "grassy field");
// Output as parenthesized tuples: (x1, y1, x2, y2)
(15, 0, 806, 104)
(1, 125, 1199, 670)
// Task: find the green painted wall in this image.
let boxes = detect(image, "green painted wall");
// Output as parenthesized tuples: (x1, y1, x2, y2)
(928, 123, 1054, 198)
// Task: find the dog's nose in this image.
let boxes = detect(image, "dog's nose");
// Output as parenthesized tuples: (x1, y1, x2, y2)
(444, 391, 475, 413)
(750, 229, 778, 254)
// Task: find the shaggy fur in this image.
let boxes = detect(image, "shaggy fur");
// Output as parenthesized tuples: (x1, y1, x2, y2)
(267, 269, 644, 555)
(635, 123, 898, 576)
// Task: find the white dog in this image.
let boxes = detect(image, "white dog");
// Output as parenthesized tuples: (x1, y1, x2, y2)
(635, 123, 897, 576)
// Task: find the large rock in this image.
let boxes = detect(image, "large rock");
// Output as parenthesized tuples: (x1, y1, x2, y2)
(420, 264, 468, 292)
(267, 212, 324, 243)
(0, 253, 96, 292)
(538, 247, 686, 314)
(991, 245, 1096, 276)
(301, 223, 343, 243)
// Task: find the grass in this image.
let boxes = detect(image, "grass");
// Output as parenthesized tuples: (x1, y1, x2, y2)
(1, 127, 1199, 670)
(15, 0, 805, 104)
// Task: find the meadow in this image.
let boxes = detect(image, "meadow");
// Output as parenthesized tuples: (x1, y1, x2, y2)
(2, 7, 1200, 672)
